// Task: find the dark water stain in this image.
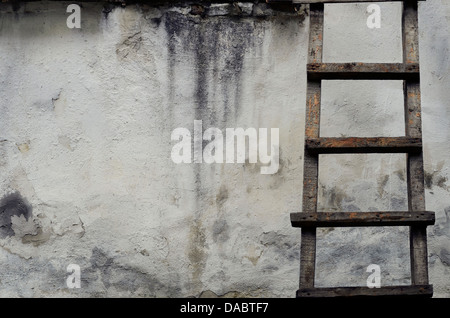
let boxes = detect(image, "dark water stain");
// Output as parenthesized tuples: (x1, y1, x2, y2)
(434, 206, 450, 238)
(436, 176, 448, 189)
(0, 192, 32, 238)
(164, 11, 189, 129)
(11, 0, 20, 12)
(390, 197, 407, 210)
(216, 184, 228, 208)
(424, 169, 448, 190)
(319, 186, 349, 212)
(188, 219, 207, 284)
(394, 169, 405, 182)
(88, 247, 182, 296)
(164, 11, 256, 127)
(260, 231, 298, 262)
(424, 172, 434, 189)
(164, 13, 259, 285)
(377, 175, 389, 197)
(212, 218, 229, 243)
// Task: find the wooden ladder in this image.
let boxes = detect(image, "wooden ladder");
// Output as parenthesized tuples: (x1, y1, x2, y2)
(287, 0, 435, 297)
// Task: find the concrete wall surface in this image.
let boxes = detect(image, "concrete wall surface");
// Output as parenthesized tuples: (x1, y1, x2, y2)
(0, 0, 449, 297)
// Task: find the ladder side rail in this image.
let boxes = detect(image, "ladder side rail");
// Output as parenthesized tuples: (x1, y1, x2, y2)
(300, 2, 324, 289)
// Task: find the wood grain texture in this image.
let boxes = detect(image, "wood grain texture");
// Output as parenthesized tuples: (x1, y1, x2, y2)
(404, 82, 422, 138)
(305, 137, 422, 154)
(305, 82, 321, 139)
(401, 1, 429, 287)
(308, 3, 324, 64)
(298, 3, 324, 289)
(291, 211, 435, 227)
(300, 227, 317, 288)
(403, 1, 420, 64)
(296, 285, 433, 298)
(307, 63, 419, 80)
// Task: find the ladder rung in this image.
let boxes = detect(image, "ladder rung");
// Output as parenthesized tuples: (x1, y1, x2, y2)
(291, 212, 435, 227)
(305, 137, 422, 154)
(307, 63, 419, 80)
(296, 285, 433, 298)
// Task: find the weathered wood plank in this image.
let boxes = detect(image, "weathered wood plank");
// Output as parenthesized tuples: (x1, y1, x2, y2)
(299, 3, 323, 289)
(407, 154, 425, 210)
(308, 3, 324, 64)
(300, 227, 317, 288)
(307, 63, 419, 80)
(305, 137, 422, 154)
(291, 211, 435, 228)
(406, 142, 428, 285)
(300, 83, 320, 287)
(300, 158, 317, 291)
(402, 1, 429, 286)
(296, 285, 433, 298)
(301, 145, 319, 289)
(403, 1, 420, 65)
(410, 226, 429, 285)
(404, 82, 422, 138)
(302, 82, 321, 215)
(305, 82, 321, 139)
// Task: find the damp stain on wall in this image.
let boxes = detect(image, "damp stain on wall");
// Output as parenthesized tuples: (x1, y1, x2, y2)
(0, 192, 32, 238)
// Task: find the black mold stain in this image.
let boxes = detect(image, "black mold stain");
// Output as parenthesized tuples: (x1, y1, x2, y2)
(164, 11, 256, 128)
(150, 17, 161, 27)
(424, 172, 433, 189)
(11, 0, 20, 12)
(0, 192, 32, 238)
(164, 12, 257, 285)
(102, 3, 114, 18)
(425, 171, 448, 190)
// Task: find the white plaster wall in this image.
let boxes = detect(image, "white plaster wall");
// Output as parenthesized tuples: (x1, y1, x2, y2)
(0, 0, 448, 297)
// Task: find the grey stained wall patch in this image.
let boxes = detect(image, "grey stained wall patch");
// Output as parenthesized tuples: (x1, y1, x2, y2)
(0, 192, 32, 238)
